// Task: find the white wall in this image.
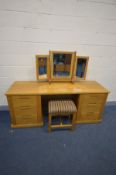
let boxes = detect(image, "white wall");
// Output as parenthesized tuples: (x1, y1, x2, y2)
(0, 0, 116, 105)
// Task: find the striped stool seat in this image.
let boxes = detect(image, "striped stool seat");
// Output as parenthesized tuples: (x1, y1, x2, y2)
(49, 100, 77, 115)
(48, 100, 77, 132)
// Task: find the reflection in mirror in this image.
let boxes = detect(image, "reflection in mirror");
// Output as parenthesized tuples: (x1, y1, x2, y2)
(36, 55, 48, 81)
(76, 58, 87, 78)
(53, 54, 71, 77)
(38, 57, 47, 75)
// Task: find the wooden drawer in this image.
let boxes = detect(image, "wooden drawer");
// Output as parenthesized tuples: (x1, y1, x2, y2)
(81, 103, 102, 113)
(80, 93, 107, 104)
(78, 112, 100, 121)
(16, 116, 38, 125)
(7, 95, 43, 128)
(76, 93, 108, 123)
(12, 95, 37, 107)
(14, 106, 37, 116)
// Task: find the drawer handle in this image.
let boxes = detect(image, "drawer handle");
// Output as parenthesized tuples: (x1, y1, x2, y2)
(23, 117, 32, 119)
(20, 106, 30, 108)
(17, 97, 30, 100)
(15, 97, 31, 100)
(87, 112, 94, 114)
(20, 107, 32, 110)
(17, 115, 35, 118)
(88, 103, 97, 105)
(90, 96, 98, 98)
(18, 116, 33, 120)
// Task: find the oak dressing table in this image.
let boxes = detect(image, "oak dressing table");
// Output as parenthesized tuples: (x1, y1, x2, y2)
(5, 51, 109, 128)
(6, 81, 109, 128)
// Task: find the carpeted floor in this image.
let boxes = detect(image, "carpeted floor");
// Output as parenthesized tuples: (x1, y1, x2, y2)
(0, 106, 116, 175)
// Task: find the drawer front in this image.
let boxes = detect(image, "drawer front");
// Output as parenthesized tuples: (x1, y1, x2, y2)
(16, 116, 37, 125)
(78, 112, 100, 120)
(12, 95, 37, 107)
(14, 106, 37, 116)
(12, 95, 38, 125)
(76, 93, 108, 122)
(79, 93, 107, 104)
(81, 103, 102, 113)
(8, 95, 43, 127)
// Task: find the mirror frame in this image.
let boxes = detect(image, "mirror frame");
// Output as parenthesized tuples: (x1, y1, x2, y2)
(49, 51, 76, 82)
(36, 55, 50, 81)
(73, 56, 89, 81)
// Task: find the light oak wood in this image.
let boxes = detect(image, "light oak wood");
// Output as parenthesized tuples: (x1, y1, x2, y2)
(16, 116, 38, 125)
(6, 81, 109, 95)
(48, 114, 76, 132)
(11, 123, 43, 128)
(7, 96, 16, 125)
(6, 80, 109, 128)
(79, 93, 107, 103)
(48, 100, 77, 132)
(6, 94, 43, 128)
(76, 119, 102, 124)
(6, 50, 109, 129)
(37, 95, 43, 124)
(12, 95, 37, 107)
(13, 107, 37, 116)
(76, 93, 108, 123)
(80, 104, 102, 113)
(51, 124, 73, 129)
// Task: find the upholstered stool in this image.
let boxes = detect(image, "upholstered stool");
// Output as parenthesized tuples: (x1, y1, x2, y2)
(48, 100, 77, 132)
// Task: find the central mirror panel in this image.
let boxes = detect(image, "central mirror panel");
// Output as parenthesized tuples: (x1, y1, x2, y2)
(50, 51, 75, 81)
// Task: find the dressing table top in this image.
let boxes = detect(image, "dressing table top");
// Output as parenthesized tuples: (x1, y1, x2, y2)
(6, 81, 109, 95)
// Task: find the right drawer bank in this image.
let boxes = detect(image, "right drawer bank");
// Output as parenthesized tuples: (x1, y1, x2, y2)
(76, 93, 108, 123)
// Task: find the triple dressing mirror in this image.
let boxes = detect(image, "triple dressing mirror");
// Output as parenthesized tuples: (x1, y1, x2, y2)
(36, 52, 89, 82)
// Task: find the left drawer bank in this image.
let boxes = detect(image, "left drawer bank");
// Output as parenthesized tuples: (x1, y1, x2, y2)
(6, 95, 43, 128)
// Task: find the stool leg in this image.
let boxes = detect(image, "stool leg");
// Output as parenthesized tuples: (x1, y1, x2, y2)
(71, 113, 76, 130)
(48, 114, 52, 133)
